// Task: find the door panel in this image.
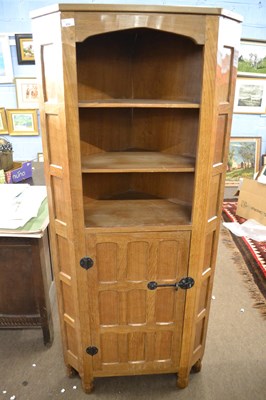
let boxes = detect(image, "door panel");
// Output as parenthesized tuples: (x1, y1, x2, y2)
(85, 231, 190, 375)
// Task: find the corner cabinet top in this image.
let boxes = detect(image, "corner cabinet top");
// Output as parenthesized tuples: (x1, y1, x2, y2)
(30, 3, 243, 22)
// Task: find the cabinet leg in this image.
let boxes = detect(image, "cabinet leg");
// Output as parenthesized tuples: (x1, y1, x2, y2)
(176, 371, 189, 389)
(191, 359, 202, 373)
(81, 378, 94, 394)
(66, 365, 78, 378)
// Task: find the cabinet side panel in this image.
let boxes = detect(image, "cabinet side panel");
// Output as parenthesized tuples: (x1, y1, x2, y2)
(191, 31, 241, 369)
(178, 15, 241, 387)
(33, 12, 84, 377)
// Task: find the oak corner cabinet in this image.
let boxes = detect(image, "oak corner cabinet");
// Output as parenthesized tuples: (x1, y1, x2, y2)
(31, 3, 242, 393)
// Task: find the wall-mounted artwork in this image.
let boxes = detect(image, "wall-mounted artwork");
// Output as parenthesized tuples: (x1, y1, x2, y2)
(6, 109, 38, 136)
(0, 35, 14, 83)
(15, 34, 35, 65)
(238, 39, 266, 77)
(226, 137, 262, 186)
(15, 78, 39, 108)
(0, 108, 8, 134)
(234, 78, 266, 113)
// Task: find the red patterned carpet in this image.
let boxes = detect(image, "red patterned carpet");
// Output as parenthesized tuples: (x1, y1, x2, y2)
(222, 200, 266, 318)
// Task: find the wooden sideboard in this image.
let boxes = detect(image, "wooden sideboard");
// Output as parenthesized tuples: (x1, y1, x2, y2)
(0, 163, 54, 346)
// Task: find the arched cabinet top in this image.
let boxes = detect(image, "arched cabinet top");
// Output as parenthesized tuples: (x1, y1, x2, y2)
(31, 4, 243, 46)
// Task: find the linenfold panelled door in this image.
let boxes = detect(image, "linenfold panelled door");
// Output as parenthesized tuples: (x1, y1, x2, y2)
(85, 231, 190, 375)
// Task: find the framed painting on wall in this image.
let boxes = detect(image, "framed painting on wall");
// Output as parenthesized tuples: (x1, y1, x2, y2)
(226, 137, 262, 186)
(6, 109, 39, 136)
(234, 78, 266, 113)
(0, 108, 8, 134)
(0, 35, 14, 83)
(15, 78, 39, 108)
(238, 39, 266, 77)
(15, 34, 35, 65)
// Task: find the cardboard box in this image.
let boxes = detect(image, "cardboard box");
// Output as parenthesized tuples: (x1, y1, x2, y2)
(236, 178, 266, 225)
(5, 161, 32, 183)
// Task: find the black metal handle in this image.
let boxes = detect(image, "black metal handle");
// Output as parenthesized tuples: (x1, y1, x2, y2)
(147, 277, 195, 291)
(80, 257, 94, 270)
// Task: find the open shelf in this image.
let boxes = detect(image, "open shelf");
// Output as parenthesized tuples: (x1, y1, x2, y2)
(77, 28, 201, 230)
(81, 152, 196, 173)
(84, 199, 192, 228)
(77, 28, 203, 103)
(78, 100, 200, 108)
(82, 173, 194, 228)
(79, 108, 199, 161)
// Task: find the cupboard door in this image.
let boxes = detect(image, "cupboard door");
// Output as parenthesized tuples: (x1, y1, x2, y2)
(85, 231, 191, 376)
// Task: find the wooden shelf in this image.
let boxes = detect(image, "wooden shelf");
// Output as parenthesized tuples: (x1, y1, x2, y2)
(84, 199, 192, 228)
(78, 99, 200, 108)
(81, 152, 195, 173)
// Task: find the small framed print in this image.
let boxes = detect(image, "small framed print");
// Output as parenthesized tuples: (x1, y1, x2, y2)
(0, 35, 14, 83)
(234, 78, 266, 114)
(37, 152, 44, 162)
(6, 109, 38, 136)
(15, 78, 39, 108)
(15, 34, 35, 65)
(226, 136, 261, 186)
(238, 40, 266, 77)
(257, 165, 266, 183)
(0, 108, 8, 134)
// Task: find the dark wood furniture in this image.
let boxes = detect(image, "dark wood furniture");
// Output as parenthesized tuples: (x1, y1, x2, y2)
(0, 163, 53, 346)
(31, 3, 242, 391)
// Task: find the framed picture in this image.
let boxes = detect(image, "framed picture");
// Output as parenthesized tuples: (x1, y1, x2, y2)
(0, 108, 8, 134)
(234, 78, 266, 114)
(257, 165, 266, 184)
(238, 39, 266, 77)
(6, 109, 38, 136)
(0, 35, 14, 83)
(37, 152, 44, 162)
(15, 78, 39, 108)
(226, 137, 261, 186)
(15, 34, 35, 65)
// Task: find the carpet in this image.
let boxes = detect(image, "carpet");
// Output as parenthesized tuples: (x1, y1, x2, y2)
(222, 200, 266, 319)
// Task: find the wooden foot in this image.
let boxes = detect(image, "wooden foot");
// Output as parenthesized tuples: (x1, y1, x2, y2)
(176, 373, 189, 389)
(66, 365, 78, 378)
(191, 359, 202, 373)
(82, 378, 94, 394)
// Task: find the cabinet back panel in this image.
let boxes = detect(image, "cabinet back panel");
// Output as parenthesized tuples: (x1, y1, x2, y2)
(77, 28, 203, 101)
(80, 108, 198, 156)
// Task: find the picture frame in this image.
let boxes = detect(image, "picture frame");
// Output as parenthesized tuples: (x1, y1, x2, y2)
(15, 78, 39, 108)
(0, 108, 8, 134)
(226, 137, 261, 186)
(37, 152, 44, 162)
(233, 78, 266, 114)
(238, 39, 266, 77)
(15, 34, 35, 65)
(0, 35, 14, 83)
(257, 165, 266, 184)
(6, 109, 39, 136)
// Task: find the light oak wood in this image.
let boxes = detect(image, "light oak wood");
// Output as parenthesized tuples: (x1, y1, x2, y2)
(81, 152, 195, 173)
(84, 199, 192, 228)
(32, 3, 242, 393)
